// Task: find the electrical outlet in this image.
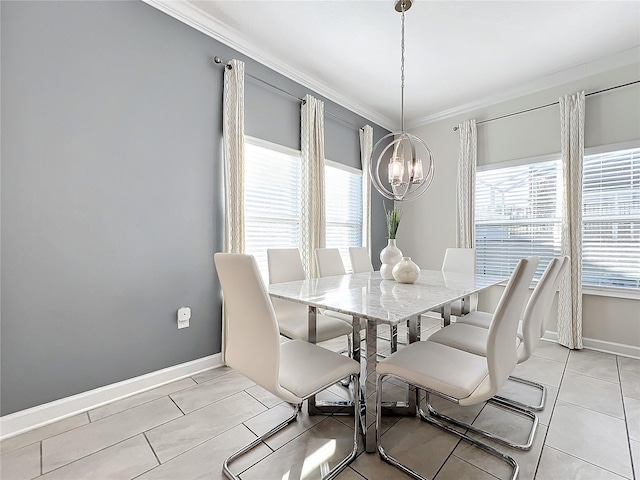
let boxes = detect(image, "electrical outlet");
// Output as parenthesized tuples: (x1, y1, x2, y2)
(177, 307, 191, 329)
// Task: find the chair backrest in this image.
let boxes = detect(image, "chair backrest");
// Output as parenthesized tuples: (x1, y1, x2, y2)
(442, 248, 476, 274)
(349, 247, 374, 273)
(214, 253, 282, 397)
(486, 256, 539, 393)
(267, 248, 306, 283)
(266, 248, 308, 322)
(520, 256, 570, 359)
(315, 248, 347, 277)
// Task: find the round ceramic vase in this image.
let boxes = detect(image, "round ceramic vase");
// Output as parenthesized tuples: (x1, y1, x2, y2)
(380, 239, 402, 280)
(392, 257, 420, 284)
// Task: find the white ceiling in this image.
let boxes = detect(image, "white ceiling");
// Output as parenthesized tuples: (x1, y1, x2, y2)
(149, 0, 640, 130)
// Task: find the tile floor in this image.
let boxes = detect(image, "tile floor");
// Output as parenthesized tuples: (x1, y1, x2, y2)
(2, 317, 638, 480)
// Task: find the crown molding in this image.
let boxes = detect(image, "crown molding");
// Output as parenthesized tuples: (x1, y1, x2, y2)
(407, 45, 640, 129)
(142, 0, 395, 131)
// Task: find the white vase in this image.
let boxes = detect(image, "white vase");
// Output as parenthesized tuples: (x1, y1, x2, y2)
(380, 239, 402, 280)
(392, 257, 420, 284)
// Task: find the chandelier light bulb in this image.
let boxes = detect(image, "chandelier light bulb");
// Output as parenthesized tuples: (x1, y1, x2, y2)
(410, 158, 424, 184)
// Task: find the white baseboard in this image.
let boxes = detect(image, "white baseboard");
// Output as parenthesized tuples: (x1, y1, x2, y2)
(0, 354, 224, 441)
(542, 331, 640, 359)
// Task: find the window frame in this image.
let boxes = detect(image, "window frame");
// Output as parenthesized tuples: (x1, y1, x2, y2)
(475, 142, 640, 300)
(243, 136, 365, 278)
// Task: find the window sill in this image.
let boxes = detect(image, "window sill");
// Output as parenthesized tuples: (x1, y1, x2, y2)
(582, 286, 639, 300)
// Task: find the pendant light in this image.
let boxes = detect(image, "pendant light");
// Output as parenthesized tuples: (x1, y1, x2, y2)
(370, 0, 435, 201)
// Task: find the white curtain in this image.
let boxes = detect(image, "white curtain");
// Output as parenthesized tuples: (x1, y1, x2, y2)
(222, 59, 245, 254)
(558, 92, 585, 350)
(360, 125, 374, 255)
(221, 59, 245, 363)
(456, 119, 477, 248)
(300, 94, 326, 278)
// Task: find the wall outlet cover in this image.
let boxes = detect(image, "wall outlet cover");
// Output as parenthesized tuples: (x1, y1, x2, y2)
(177, 307, 191, 329)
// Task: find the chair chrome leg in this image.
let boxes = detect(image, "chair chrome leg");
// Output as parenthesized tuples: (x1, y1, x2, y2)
(339, 335, 354, 387)
(223, 404, 300, 480)
(324, 374, 361, 480)
(493, 375, 546, 411)
(376, 375, 519, 480)
(420, 392, 539, 451)
(224, 374, 360, 480)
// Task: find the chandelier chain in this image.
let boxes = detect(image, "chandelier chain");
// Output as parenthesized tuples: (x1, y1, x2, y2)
(400, 0, 405, 131)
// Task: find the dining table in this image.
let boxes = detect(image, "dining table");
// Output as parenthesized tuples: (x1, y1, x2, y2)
(268, 269, 506, 452)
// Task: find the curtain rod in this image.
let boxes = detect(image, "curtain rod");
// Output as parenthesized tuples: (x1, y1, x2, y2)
(452, 80, 640, 131)
(213, 56, 363, 130)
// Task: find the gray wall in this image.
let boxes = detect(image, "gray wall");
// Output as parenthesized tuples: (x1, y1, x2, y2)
(0, 0, 389, 415)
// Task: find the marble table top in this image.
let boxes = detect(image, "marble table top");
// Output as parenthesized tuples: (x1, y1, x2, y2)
(268, 270, 506, 325)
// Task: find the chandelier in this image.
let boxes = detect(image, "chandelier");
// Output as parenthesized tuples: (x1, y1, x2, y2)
(370, 0, 435, 202)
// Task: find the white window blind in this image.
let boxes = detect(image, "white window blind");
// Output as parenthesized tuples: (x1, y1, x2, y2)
(244, 140, 301, 281)
(475, 160, 562, 280)
(582, 147, 640, 289)
(325, 162, 363, 272)
(244, 139, 364, 280)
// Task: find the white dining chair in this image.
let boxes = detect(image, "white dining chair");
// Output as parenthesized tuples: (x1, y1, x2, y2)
(349, 246, 374, 273)
(441, 247, 478, 316)
(314, 248, 367, 331)
(315, 248, 347, 277)
(267, 248, 353, 343)
(214, 253, 360, 480)
(431, 256, 569, 411)
(375, 257, 539, 480)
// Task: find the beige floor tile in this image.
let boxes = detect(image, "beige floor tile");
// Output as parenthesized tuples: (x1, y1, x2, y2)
(496, 380, 558, 426)
(0, 442, 40, 480)
(512, 356, 566, 388)
(324, 383, 353, 402)
(0, 414, 89, 455)
(240, 417, 358, 480)
(624, 396, 640, 442)
(169, 370, 255, 414)
(244, 384, 283, 409)
(425, 392, 485, 426)
(349, 449, 415, 479)
(42, 397, 181, 473)
(89, 378, 196, 421)
(39, 435, 157, 480)
(566, 349, 619, 384)
(546, 401, 632, 478)
(335, 465, 368, 480)
(138, 424, 270, 480)
(436, 455, 499, 480)
(535, 446, 628, 480)
(619, 368, 640, 401)
(630, 439, 640, 480)
(190, 366, 233, 384)
(454, 423, 546, 480)
(532, 341, 571, 363)
(243, 403, 326, 451)
(145, 391, 266, 464)
(618, 356, 640, 376)
(377, 416, 460, 480)
(472, 402, 539, 448)
(558, 371, 624, 418)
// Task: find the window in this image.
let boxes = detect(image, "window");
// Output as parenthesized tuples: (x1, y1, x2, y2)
(475, 158, 562, 280)
(582, 147, 640, 289)
(244, 137, 364, 279)
(244, 139, 301, 280)
(475, 144, 640, 294)
(325, 161, 363, 271)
